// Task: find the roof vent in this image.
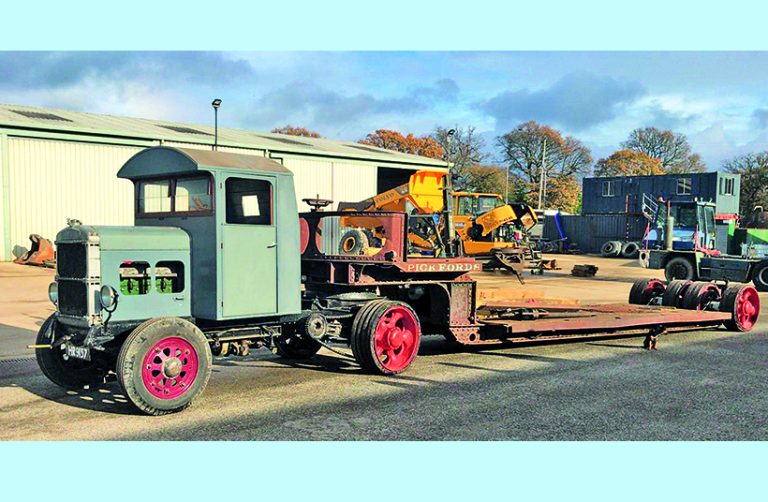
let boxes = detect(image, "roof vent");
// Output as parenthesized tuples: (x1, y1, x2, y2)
(348, 144, 393, 155)
(256, 135, 313, 147)
(11, 110, 73, 122)
(158, 125, 212, 136)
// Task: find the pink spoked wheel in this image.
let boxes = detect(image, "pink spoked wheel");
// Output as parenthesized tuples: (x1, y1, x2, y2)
(141, 337, 199, 399)
(350, 300, 421, 375)
(681, 282, 722, 310)
(721, 285, 760, 331)
(628, 278, 666, 305)
(117, 318, 212, 416)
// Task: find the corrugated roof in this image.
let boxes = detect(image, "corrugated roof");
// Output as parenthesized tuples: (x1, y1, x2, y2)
(0, 103, 447, 167)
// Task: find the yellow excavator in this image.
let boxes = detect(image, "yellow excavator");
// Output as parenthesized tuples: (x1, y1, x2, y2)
(337, 169, 544, 278)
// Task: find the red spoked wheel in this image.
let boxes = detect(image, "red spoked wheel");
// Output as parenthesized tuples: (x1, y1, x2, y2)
(721, 285, 760, 331)
(141, 337, 199, 399)
(681, 282, 722, 310)
(350, 300, 421, 375)
(117, 318, 212, 416)
(629, 278, 666, 305)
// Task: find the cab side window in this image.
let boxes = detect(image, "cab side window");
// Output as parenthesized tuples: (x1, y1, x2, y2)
(155, 261, 185, 294)
(225, 178, 272, 225)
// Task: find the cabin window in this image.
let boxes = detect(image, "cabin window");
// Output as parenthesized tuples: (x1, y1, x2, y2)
(175, 177, 212, 212)
(677, 177, 692, 195)
(602, 180, 615, 197)
(139, 181, 172, 213)
(225, 177, 273, 225)
(155, 261, 185, 294)
(457, 196, 473, 215)
(720, 177, 735, 196)
(119, 261, 151, 295)
(137, 175, 212, 216)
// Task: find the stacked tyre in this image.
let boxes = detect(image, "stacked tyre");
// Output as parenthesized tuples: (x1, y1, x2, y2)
(601, 241, 641, 258)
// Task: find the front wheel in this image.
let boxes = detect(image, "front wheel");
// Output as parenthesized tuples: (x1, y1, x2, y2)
(350, 300, 421, 375)
(751, 261, 768, 292)
(35, 315, 105, 388)
(665, 256, 696, 281)
(117, 317, 212, 416)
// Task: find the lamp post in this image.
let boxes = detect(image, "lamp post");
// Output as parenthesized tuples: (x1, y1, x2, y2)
(211, 98, 222, 151)
(444, 128, 457, 256)
(538, 138, 547, 210)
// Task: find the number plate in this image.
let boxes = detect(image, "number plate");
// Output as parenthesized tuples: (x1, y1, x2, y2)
(65, 344, 91, 361)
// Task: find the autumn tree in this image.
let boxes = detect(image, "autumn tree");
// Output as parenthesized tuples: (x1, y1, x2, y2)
(723, 152, 768, 216)
(271, 125, 322, 138)
(621, 127, 705, 173)
(546, 176, 581, 213)
(432, 126, 488, 180)
(496, 121, 591, 210)
(594, 149, 665, 177)
(359, 129, 444, 159)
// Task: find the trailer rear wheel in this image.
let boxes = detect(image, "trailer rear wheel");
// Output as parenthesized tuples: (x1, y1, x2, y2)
(661, 280, 693, 307)
(720, 285, 760, 331)
(350, 301, 421, 375)
(117, 317, 212, 416)
(751, 261, 768, 292)
(665, 256, 695, 281)
(681, 282, 721, 310)
(35, 314, 105, 389)
(628, 278, 666, 305)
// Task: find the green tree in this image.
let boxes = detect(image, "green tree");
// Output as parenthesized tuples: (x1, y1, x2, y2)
(497, 121, 591, 209)
(723, 152, 768, 216)
(432, 126, 488, 180)
(622, 127, 705, 172)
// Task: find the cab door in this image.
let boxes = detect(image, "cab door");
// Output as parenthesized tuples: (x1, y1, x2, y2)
(221, 175, 277, 318)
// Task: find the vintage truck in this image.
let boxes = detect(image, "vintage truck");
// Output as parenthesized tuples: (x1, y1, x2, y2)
(36, 147, 761, 415)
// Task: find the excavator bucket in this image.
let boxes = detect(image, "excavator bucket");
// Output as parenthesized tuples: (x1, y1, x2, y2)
(14, 234, 55, 267)
(475, 204, 518, 236)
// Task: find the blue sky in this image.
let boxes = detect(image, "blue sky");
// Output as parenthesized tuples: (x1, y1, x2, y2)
(1, 51, 767, 169)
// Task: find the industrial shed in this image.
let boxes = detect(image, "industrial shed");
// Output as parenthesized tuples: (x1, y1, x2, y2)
(0, 104, 446, 261)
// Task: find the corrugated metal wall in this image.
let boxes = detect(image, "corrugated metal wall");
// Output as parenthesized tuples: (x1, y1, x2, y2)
(543, 214, 648, 253)
(7, 138, 140, 260)
(2, 138, 413, 261)
(281, 157, 377, 212)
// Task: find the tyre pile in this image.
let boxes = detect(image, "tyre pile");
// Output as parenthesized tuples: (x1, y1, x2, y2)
(601, 240, 640, 259)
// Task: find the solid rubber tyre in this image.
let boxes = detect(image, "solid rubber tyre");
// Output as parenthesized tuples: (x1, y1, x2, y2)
(35, 314, 105, 389)
(751, 260, 768, 292)
(338, 229, 370, 255)
(621, 242, 641, 259)
(628, 278, 666, 305)
(681, 282, 721, 311)
(117, 317, 212, 416)
(661, 279, 693, 307)
(350, 300, 420, 375)
(664, 256, 695, 281)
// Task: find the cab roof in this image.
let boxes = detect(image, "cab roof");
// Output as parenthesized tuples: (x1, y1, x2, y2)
(117, 146, 291, 180)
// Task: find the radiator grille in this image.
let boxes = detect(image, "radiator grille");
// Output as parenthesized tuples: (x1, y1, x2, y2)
(58, 280, 88, 317)
(57, 243, 87, 278)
